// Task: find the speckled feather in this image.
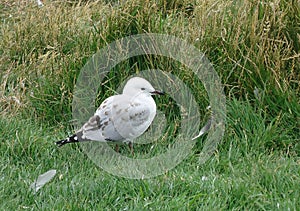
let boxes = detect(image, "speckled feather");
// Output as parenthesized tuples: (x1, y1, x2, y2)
(56, 77, 163, 147)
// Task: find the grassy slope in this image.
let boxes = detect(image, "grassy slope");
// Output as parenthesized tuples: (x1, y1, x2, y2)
(0, 0, 299, 210)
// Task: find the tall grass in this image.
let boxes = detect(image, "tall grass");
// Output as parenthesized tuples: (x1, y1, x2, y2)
(1, 0, 298, 117)
(1, 0, 298, 147)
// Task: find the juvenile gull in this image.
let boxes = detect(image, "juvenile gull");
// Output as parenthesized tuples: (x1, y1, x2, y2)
(56, 77, 164, 151)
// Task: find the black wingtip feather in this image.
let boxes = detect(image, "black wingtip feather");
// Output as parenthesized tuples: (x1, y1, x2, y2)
(56, 134, 79, 147)
(55, 139, 68, 147)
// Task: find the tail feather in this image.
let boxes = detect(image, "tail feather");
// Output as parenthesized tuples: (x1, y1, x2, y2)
(56, 134, 79, 147)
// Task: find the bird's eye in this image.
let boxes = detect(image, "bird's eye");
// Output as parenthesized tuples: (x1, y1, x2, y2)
(141, 88, 145, 90)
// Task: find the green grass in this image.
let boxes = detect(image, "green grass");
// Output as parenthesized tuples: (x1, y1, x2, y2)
(1, 0, 299, 210)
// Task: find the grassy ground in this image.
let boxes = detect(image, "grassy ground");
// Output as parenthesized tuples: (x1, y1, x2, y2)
(0, 0, 299, 210)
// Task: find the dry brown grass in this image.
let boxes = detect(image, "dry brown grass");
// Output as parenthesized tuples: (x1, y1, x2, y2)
(0, 0, 299, 119)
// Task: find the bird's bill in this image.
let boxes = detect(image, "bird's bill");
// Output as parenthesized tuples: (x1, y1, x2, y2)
(150, 90, 165, 95)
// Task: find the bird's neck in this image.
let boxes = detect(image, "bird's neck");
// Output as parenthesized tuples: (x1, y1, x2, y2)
(132, 92, 155, 104)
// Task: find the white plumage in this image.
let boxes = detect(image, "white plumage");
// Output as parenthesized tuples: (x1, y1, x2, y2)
(56, 77, 164, 149)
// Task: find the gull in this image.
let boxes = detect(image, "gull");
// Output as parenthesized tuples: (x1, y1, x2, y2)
(56, 77, 164, 152)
